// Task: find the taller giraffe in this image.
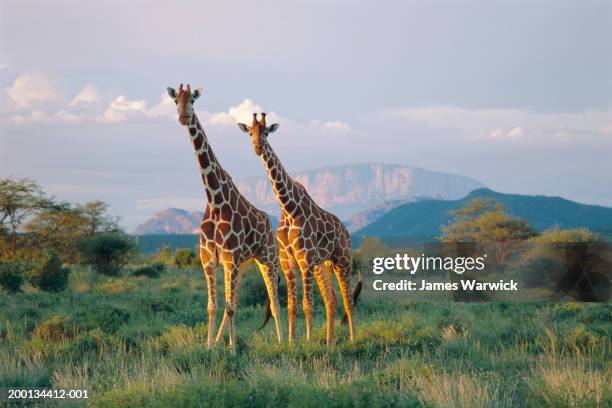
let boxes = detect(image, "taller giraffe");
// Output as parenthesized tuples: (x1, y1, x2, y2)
(239, 113, 357, 346)
(167, 85, 282, 353)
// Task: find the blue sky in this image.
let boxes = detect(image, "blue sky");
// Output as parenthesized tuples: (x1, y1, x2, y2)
(1, 0, 611, 229)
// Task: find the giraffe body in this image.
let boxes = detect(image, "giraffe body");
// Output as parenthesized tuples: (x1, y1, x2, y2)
(168, 85, 282, 353)
(239, 113, 356, 345)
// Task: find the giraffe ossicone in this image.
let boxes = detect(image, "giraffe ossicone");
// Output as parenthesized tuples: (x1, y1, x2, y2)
(168, 84, 283, 353)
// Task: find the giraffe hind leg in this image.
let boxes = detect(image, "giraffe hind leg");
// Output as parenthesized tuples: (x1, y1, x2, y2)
(334, 263, 356, 341)
(255, 258, 283, 344)
(314, 262, 338, 347)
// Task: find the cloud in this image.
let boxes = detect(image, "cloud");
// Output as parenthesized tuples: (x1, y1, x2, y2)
(207, 98, 267, 126)
(375, 106, 612, 141)
(97, 95, 147, 123)
(310, 119, 350, 131)
(145, 93, 175, 119)
(5, 73, 57, 109)
(10, 109, 48, 124)
(68, 84, 99, 106)
(483, 126, 524, 139)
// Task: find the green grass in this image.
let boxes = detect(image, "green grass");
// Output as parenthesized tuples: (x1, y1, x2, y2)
(0, 266, 610, 407)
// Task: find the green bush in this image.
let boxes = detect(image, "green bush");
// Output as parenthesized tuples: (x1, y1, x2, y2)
(26, 252, 70, 292)
(132, 263, 165, 278)
(78, 233, 135, 276)
(32, 314, 82, 342)
(153, 245, 174, 265)
(174, 248, 196, 268)
(0, 261, 24, 293)
(239, 270, 270, 308)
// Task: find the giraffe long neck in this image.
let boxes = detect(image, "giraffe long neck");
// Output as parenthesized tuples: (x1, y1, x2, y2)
(187, 114, 230, 207)
(260, 142, 303, 216)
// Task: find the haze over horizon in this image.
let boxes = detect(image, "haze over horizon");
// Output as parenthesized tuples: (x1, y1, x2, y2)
(1, 1, 610, 229)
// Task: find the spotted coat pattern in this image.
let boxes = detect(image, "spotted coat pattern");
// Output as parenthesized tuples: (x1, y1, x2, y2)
(241, 113, 356, 345)
(168, 85, 282, 353)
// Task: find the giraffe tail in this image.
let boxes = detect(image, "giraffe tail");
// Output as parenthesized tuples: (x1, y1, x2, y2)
(342, 270, 362, 325)
(259, 298, 273, 330)
(259, 274, 280, 330)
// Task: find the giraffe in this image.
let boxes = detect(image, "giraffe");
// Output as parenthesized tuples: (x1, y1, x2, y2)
(167, 84, 282, 353)
(238, 113, 358, 346)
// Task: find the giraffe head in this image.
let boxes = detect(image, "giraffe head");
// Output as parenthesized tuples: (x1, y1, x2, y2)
(166, 83, 203, 126)
(237, 112, 279, 155)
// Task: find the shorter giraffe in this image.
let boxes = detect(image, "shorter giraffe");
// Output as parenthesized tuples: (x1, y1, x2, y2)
(168, 85, 283, 353)
(239, 113, 359, 346)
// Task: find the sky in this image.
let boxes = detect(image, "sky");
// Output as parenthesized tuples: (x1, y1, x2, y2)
(0, 0, 611, 230)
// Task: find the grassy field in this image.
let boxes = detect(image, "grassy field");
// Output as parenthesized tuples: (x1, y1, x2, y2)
(0, 266, 610, 407)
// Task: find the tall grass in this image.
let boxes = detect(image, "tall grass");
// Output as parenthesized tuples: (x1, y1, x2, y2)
(0, 266, 610, 407)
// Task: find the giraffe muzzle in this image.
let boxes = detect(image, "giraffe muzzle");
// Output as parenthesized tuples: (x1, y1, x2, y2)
(179, 115, 190, 125)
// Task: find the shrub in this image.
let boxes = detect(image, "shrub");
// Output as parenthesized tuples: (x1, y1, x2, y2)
(0, 261, 24, 293)
(78, 233, 135, 276)
(153, 245, 174, 265)
(174, 248, 196, 268)
(239, 270, 269, 308)
(32, 315, 82, 342)
(26, 252, 70, 292)
(132, 263, 165, 278)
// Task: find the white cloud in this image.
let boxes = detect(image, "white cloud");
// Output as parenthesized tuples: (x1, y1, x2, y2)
(375, 106, 612, 141)
(145, 93, 175, 119)
(10, 109, 48, 124)
(207, 98, 267, 126)
(68, 84, 98, 106)
(310, 119, 350, 131)
(483, 126, 524, 139)
(5, 73, 57, 109)
(97, 95, 147, 123)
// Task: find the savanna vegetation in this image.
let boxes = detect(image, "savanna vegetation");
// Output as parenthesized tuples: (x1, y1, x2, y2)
(1, 177, 610, 407)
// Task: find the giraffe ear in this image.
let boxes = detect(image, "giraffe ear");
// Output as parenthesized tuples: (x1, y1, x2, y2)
(268, 123, 279, 133)
(192, 88, 203, 100)
(166, 87, 177, 99)
(237, 123, 249, 133)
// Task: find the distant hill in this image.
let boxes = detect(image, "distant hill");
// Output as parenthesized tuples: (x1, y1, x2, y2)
(133, 208, 203, 235)
(344, 197, 439, 233)
(236, 162, 485, 220)
(352, 188, 612, 245)
(133, 208, 279, 235)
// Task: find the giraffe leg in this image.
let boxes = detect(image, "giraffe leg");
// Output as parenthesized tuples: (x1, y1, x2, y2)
(215, 261, 245, 350)
(201, 256, 217, 349)
(278, 237, 298, 342)
(334, 263, 355, 341)
(314, 263, 338, 347)
(255, 259, 283, 344)
(297, 257, 315, 342)
(224, 262, 243, 354)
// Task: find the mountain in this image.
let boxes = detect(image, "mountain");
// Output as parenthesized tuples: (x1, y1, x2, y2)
(352, 188, 612, 245)
(344, 197, 439, 233)
(133, 208, 279, 235)
(236, 162, 485, 220)
(133, 208, 203, 235)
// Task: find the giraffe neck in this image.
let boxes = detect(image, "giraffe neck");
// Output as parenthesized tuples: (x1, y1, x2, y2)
(260, 142, 303, 216)
(186, 113, 230, 207)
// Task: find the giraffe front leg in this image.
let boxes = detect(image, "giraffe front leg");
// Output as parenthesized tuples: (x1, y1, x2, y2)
(221, 262, 242, 354)
(255, 258, 283, 344)
(314, 263, 338, 347)
(278, 245, 297, 343)
(297, 257, 315, 342)
(202, 259, 217, 349)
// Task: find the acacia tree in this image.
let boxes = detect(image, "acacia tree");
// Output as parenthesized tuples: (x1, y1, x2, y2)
(76, 201, 119, 236)
(0, 178, 51, 256)
(441, 198, 536, 264)
(25, 203, 89, 263)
